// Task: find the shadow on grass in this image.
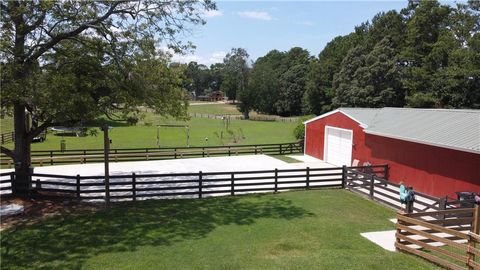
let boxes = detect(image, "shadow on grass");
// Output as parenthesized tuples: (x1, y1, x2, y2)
(0, 195, 314, 269)
(85, 118, 131, 127)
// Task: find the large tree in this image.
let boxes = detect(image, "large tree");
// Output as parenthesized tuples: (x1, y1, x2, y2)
(184, 62, 211, 97)
(275, 47, 311, 116)
(333, 37, 405, 107)
(249, 50, 284, 115)
(0, 1, 215, 194)
(303, 33, 362, 114)
(221, 48, 250, 117)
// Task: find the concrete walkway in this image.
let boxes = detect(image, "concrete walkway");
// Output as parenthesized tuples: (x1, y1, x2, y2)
(0, 155, 332, 175)
(0, 155, 337, 200)
(0, 155, 323, 173)
(361, 230, 397, 251)
(361, 217, 470, 252)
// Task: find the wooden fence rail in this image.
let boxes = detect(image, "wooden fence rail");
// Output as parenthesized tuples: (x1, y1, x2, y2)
(0, 131, 14, 145)
(0, 172, 13, 196)
(345, 167, 450, 213)
(188, 113, 300, 122)
(0, 142, 303, 168)
(396, 206, 480, 270)
(0, 165, 388, 203)
(27, 166, 344, 201)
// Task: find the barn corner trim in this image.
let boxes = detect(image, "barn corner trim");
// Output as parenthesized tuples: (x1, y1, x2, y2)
(303, 109, 368, 128)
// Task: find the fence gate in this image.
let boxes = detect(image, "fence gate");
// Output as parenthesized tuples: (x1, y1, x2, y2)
(396, 206, 480, 270)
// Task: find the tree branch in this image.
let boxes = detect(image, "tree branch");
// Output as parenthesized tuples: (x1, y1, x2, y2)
(26, 1, 126, 64)
(1, 146, 15, 160)
(24, 9, 47, 34)
(27, 119, 52, 141)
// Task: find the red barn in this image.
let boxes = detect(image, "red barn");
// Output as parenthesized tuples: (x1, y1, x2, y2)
(304, 108, 480, 198)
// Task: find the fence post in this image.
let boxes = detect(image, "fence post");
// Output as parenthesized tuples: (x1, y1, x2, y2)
(438, 196, 447, 223)
(132, 173, 136, 202)
(255, 146, 258, 155)
(468, 205, 479, 270)
(9, 173, 14, 190)
(473, 205, 480, 234)
(274, 168, 278, 193)
(384, 165, 389, 180)
(199, 171, 203, 199)
(290, 143, 293, 154)
(36, 179, 41, 190)
(50, 151, 53, 165)
(306, 167, 310, 190)
(467, 233, 475, 270)
(369, 174, 375, 199)
(342, 165, 347, 189)
(279, 144, 282, 155)
(466, 205, 480, 269)
(395, 213, 403, 252)
(202, 148, 205, 158)
(174, 148, 177, 159)
(76, 174, 80, 199)
(228, 146, 231, 156)
(1, 133, 3, 144)
(230, 173, 234, 196)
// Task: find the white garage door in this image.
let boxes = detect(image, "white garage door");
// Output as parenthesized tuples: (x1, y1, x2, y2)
(324, 126, 353, 166)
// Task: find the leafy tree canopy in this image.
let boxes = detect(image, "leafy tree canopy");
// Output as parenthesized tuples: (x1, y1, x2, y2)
(0, 0, 215, 193)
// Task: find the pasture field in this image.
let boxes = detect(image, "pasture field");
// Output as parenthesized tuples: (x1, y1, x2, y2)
(0, 105, 299, 151)
(188, 102, 241, 115)
(0, 116, 13, 133)
(0, 189, 436, 270)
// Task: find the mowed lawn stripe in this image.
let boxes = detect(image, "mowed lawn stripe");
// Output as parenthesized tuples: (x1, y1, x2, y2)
(1, 190, 436, 269)
(1, 117, 298, 151)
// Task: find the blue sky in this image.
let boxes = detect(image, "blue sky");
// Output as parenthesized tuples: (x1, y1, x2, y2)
(171, 1, 452, 66)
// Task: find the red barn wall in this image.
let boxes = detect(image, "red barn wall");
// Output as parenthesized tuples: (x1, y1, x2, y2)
(305, 112, 480, 198)
(365, 134, 480, 198)
(304, 111, 368, 162)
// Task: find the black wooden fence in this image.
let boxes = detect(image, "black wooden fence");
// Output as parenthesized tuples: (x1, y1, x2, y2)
(188, 113, 300, 122)
(0, 142, 303, 167)
(0, 172, 13, 195)
(0, 131, 14, 144)
(0, 165, 388, 203)
(344, 168, 468, 212)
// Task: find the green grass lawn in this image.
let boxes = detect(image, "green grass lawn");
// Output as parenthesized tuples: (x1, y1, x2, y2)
(0, 190, 436, 270)
(1, 115, 298, 151)
(269, 155, 303, 163)
(188, 103, 242, 115)
(0, 116, 14, 133)
(187, 103, 308, 119)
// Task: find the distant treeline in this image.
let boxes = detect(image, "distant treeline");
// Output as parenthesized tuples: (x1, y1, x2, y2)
(177, 0, 479, 117)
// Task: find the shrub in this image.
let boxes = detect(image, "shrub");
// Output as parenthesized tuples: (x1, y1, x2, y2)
(88, 128, 99, 137)
(293, 116, 312, 140)
(126, 115, 139, 126)
(293, 123, 305, 140)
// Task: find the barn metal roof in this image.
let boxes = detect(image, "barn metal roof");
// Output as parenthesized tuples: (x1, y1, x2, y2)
(305, 107, 480, 154)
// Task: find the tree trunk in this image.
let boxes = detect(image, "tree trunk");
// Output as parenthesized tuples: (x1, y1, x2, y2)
(9, 1, 32, 195)
(243, 110, 250, 120)
(12, 103, 32, 195)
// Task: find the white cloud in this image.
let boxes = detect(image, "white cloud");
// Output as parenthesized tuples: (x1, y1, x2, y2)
(238, 11, 272, 21)
(208, 51, 227, 64)
(296, 20, 315, 27)
(169, 51, 226, 66)
(171, 54, 203, 63)
(203, 9, 223, 18)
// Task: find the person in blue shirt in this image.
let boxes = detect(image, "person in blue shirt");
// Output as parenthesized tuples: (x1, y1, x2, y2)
(399, 181, 415, 213)
(399, 182, 408, 203)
